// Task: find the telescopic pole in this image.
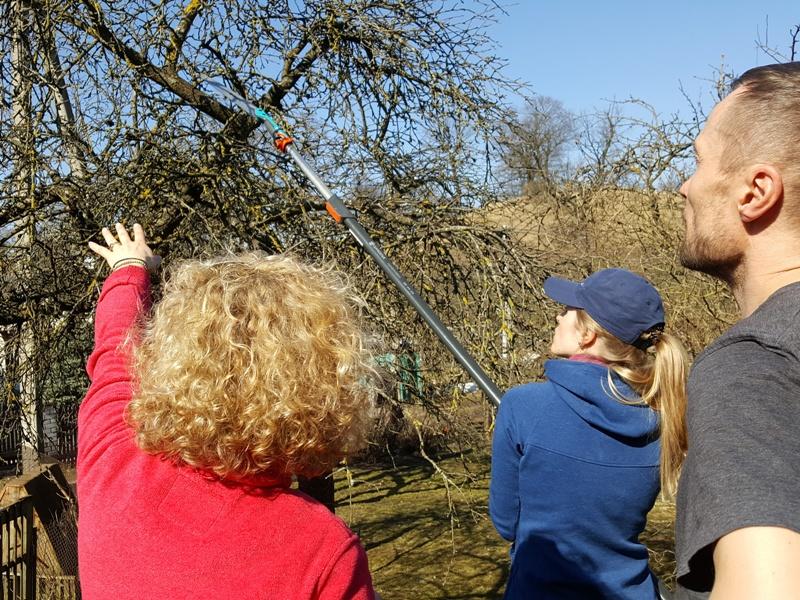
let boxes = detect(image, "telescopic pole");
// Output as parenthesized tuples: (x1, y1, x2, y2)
(207, 82, 502, 408)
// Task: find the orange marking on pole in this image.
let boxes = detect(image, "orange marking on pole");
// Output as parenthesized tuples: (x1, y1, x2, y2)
(325, 202, 343, 223)
(274, 133, 294, 152)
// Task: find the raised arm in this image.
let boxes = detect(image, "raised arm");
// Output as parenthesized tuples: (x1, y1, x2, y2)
(79, 224, 160, 466)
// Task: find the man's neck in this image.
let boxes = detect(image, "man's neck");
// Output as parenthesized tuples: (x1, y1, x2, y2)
(731, 260, 800, 318)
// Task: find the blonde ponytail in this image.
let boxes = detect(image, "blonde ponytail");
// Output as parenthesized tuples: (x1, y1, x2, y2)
(575, 311, 689, 498)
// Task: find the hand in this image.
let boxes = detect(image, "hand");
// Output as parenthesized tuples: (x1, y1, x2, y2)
(88, 223, 162, 273)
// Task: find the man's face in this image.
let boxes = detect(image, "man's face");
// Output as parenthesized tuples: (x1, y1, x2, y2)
(678, 92, 747, 280)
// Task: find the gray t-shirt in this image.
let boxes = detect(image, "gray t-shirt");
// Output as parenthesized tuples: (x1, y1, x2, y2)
(673, 282, 800, 598)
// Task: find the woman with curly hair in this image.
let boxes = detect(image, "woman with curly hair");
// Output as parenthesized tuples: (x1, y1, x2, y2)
(80, 223, 377, 599)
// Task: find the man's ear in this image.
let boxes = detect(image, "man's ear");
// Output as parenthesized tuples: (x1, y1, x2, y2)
(739, 164, 783, 223)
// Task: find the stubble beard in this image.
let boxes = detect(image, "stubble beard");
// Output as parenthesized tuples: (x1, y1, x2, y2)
(679, 230, 744, 285)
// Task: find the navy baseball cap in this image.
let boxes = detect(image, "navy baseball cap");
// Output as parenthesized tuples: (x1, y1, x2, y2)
(543, 268, 665, 345)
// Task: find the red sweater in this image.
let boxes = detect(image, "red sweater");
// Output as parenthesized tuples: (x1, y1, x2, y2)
(77, 267, 376, 599)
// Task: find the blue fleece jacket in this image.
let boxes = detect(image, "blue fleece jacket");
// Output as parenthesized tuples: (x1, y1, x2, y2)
(490, 359, 661, 600)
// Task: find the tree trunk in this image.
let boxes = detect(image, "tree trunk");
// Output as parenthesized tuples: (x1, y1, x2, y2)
(11, 0, 40, 473)
(298, 473, 335, 513)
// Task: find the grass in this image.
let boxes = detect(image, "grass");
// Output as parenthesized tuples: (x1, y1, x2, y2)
(335, 453, 676, 599)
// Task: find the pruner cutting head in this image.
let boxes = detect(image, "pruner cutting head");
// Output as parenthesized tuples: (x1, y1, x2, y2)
(204, 80, 294, 151)
(205, 81, 261, 118)
(273, 132, 293, 153)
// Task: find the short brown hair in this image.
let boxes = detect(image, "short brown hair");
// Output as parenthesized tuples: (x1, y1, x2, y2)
(127, 253, 376, 480)
(722, 62, 800, 192)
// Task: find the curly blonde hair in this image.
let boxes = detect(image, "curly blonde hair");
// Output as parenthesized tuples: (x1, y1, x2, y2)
(127, 253, 375, 480)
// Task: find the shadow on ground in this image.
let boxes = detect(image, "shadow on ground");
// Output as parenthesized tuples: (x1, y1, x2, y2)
(335, 455, 507, 599)
(335, 454, 676, 599)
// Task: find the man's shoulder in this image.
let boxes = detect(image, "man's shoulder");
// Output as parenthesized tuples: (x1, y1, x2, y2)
(676, 283, 800, 596)
(696, 282, 800, 366)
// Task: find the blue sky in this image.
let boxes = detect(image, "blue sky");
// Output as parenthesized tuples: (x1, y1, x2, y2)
(486, 1, 799, 118)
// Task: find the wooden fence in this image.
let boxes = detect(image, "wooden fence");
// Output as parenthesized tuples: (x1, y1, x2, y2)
(0, 497, 36, 599)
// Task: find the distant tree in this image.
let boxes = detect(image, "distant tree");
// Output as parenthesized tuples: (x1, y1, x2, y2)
(573, 101, 696, 193)
(499, 95, 575, 192)
(574, 105, 627, 189)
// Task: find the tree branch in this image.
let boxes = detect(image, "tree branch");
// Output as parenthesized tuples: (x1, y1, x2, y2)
(74, 0, 243, 129)
(166, 0, 203, 66)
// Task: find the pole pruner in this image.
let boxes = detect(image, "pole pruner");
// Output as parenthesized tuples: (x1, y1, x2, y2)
(206, 82, 502, 408)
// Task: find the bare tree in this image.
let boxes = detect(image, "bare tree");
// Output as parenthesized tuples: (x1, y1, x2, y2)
(499, 95, 575, 193)
(0, 0, 540, 483)
(574, 105, 627, 189)
(757, 21, 800, 62)
(573, 100, 696, 194)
